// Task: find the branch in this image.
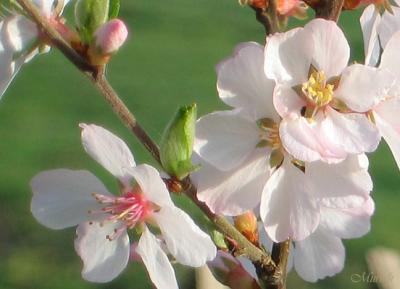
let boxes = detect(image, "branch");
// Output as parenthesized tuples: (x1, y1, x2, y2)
(304, 0, 345, 21)
(17, 0, 278, 278)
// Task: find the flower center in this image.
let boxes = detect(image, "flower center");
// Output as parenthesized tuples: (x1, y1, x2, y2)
(257, 118, 284, 168)
(91, 188, 152, 240)
(302, 71, 333, 107)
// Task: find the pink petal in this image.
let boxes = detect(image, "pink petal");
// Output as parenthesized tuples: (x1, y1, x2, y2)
(4, 15, 38, 53)
(380, 30, 400, 96)
(334, 64, 394, 112)
(31, 169, 111, 229)
(360, 4, 381, 66)
(74, 222, 130, 282)
(265, 27, 312, 85)
(378, 6, 400, 49)
(260, 159, 320, 242)
(194, 109, 260, 171)
(136, 227, 178, 289)
(273, 84, 305, 118)
(154, 206, 216, 267)
(217, 42, 277, 119)
(319, 197, 374, 239)
(125, 164, 174, 207)
(305, 19, 350, 78)
(374, 97, 400, 170)
(80, 123, 136, 186)
(293, 228, 345, 282)
(306, 154, 372, 208)
(193, 150, 270, 216)
(279, 116, 346, 163)
(322, 108, 381, 154)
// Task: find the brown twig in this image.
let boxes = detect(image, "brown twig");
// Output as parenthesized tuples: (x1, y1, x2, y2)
(16, 0, 278, 278)
(304, 0, 345, 21)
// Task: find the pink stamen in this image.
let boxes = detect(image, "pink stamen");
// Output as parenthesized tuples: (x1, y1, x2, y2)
(90, 190, 152, 240)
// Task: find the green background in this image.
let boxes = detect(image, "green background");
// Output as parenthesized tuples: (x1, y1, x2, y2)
(0, 1, 399, 288)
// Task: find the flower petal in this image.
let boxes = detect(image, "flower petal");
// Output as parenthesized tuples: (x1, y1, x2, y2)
(154, 206, 217, 267)
(279, 116, 346, 163)
(305, 19, 350, 78)
(260, 159, 319, 242)
(265, 27, 312, 85)
(378, 6, 400, 49)
(294, 228, 345, 282)
(194, 109, 260, 171)
(217, 42, 277, 119)
(374, 97, 400, 171)
(126, 164, 174, 207)
(319, 197, 374, 239)
(273, 84, 305, 118)
(136, 227, 178, 289)
(334, 64, 394, 112)
(4, 15, 38, 53)
(0, 29, 16, 99)
(306, 154, 372, 208)
(74, 222, 130, 283)
(380, 30, 400, 96)
(360, 4, 381, 66)
(80, 123, 136, 185)
(321, 108, 381, 154)
(193, 150, 270, 216)
(31, 169, 110, 229)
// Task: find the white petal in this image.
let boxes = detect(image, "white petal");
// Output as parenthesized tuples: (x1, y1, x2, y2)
(194, 109, 260, 171)
(335, 64, 395, 112)
(378, 6, 400, 49)
(374, 97, 400, 170)
(31, 169, 111, 230)
(319, 197, 374, 239)
(0, 32, 15, 99)
(321, 108, 381, 154)
(217, 42, 277, 119)
(380, 31, 400, 95)
(32, 0, 56, 18)
(4, 15, 38, 53)
(306, 154, 372, 208)
(193, 150, 270, 216)
(305, 19, 350, 78)
(279, 116, 346, 163)
(265, 27, 312, 84)
(154, 206, 217, 267)
(136, 227, 178, 289)
(80, 123, 136, 185)
(294, 228, 345, 282)
(126, 164, 174, 207)
(360, 5, 381, 66)
(273, 84, 305, 118)
(260, 159, 319, 242)
(75, 222, 130, 283)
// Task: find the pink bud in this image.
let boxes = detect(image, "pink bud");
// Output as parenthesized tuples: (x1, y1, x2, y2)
(94, 19, 128, 55)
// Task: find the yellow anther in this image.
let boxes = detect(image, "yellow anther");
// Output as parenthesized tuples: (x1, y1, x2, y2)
(302, 71, 333, 107)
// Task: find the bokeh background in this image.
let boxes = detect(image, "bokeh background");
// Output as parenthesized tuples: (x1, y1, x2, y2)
(0, 1, 399, 288)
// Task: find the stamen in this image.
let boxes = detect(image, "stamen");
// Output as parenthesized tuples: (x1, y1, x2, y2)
(302, 71, 333, 107)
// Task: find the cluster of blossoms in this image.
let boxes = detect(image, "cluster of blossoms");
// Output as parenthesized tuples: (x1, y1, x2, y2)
(1, 0, 400, 288)
(194, 16, 400, 282)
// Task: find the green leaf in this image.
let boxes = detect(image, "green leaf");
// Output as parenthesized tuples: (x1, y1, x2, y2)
(108, 0, 120, 19)
(74, 0, 109, 43)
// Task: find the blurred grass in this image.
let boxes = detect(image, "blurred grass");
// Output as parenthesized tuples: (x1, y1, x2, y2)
(0, 1, 399, 289)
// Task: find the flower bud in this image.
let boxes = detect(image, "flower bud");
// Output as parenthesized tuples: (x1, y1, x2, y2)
(234, 211, 259, 245)
(94, 19, 128, 54)
(160, 104, 199, 180)
(208, 251, 261, 289)
(88, 19, 128, 65)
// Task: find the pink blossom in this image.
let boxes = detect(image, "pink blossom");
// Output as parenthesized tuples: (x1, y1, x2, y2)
(193, 42, 373, 242)
(265, 19, 394, 163)
(31, 124, 216, 287)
